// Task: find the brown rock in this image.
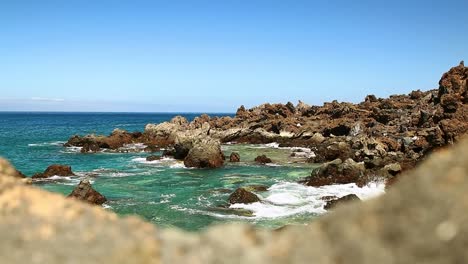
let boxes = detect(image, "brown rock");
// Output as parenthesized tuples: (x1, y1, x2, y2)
(32, 164, 75, 179)
(254, 155, 272, 164)
(146, 155, 161, 161)
(229, 152, 240, 162)
(184, 137, 224, 168)
(324, 194, 360, 210)
(228, 188, 261, 204)
(67, 179, 107, 205)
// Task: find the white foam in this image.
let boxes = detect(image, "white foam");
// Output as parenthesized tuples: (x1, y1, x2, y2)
(170, 162, 186, 169)
(28, 141, 65, 147)
(229, 181, 385, 219)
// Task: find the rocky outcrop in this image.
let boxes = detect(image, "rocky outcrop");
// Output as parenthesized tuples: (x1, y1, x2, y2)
(324, 194, 360, 210)
(184, 137, 224, 168)
(68, 179, 107, 205)
(32, 164, 75, 179)
(228, 188, 261, 204)
(254, 155, 272, 164)
(229, 152, 240, 162)
(61, 62, 468, 186)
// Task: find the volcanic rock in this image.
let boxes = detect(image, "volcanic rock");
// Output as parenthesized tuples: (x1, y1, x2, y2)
(254, 155, 272, 164)
(324, 194, 360, 210)
(228, 188, 261, 204)
(32, 164, 75, 179)
(229, 152, 240, 162)
(68, 179, 107, 205)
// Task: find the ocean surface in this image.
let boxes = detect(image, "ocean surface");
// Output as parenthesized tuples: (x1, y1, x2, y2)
(0, 112, 385, 231)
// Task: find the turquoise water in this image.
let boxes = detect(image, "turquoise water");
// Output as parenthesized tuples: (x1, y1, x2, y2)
(0, 112, 384, 231)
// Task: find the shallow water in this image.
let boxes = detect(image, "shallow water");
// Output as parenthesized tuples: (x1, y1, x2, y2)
(0, 112, 385, 231)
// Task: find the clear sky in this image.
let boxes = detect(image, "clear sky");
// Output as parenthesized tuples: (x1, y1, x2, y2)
(1, 0, 467, 112)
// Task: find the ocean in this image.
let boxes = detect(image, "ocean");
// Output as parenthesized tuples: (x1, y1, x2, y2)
(0, 112, 384, 231)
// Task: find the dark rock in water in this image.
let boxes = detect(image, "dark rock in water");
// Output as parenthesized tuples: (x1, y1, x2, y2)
(162, 148, 175, 157)
(146, 155, 161, 161)
(324, 194, 360, 210)
(229, 152, 240, 162)
(302, 159, 364, 187)
(228, 188, 260, 204)
(32, 165, 75, 179)
(81, 142, 100, 153)
(67, 179, 107, 205)
(254, 155, 272, 164)
(320, 195, 338, 201)
(184, 137, 224, 168)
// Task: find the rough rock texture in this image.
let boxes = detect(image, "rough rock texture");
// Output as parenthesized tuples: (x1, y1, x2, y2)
(32, 164, 75, 179)
(184, 137, 224, 168)
(228, 188, 261, 204)
(67, 179, 107, 205)
(2, 135, 468, 262)
(229, 152, 240, 162)
(63, 63, 468, 186)
(254, 155, 273, 164)
(324, 194, 361, 210)
(146, 155, 161, 161)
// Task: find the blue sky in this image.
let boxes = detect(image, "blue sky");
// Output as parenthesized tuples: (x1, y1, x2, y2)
(0, 0, 467, 112)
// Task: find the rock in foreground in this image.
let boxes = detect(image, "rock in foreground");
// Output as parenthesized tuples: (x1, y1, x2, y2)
(68, 179, 107, 205)
(32, 164, 75, 179)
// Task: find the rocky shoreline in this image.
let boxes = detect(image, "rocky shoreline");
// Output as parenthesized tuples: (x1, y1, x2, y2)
(62, 62, 468, 191)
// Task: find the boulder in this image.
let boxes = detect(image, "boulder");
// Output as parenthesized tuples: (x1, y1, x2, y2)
(32, 165, 75, 179)
(184, 137, 224, 168)
(324, 194, 360, 210)
(146, 155, 161, 161)
(81, 142, 101, 153)
(254, 155, 272, 164)
(228, 188, 261, 204)
(302, 158, 365, 187)
(67, 179, 107, 205)
(229, 152, 240, 162)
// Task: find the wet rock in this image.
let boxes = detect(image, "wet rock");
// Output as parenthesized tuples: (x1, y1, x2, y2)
(228, 188, 261, 204)
(229, 152, 240, 162)
(184, 137, 224, 168)
(32, 165, 75, 179)
(146, 155, 161, 161)
(81, 142, 101, 153)
(302, 158, 364, 187)
(324, 194, 360, 210)
(254, 155, 272, 164)
(67, 179, 107, 205)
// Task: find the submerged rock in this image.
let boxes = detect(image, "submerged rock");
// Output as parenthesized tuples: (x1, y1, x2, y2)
(228, 188, 261, 204)
(324, 194, 361, 210)
(229, 152, 240, 162)
(146, 155, 161, 161)
(68, 179, 107, 205)
(32, 164, 75, 179)
(254, 155, 272, 164)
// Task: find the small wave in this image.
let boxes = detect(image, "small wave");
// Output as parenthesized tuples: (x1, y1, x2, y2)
(229, 181, 385, 219)
(28, 141, 65, 147)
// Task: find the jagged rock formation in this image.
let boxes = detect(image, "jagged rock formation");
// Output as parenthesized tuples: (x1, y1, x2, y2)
(68, 179, 107, 205)
(62, 62, 468, 184)
(324, 194, 360, 210)
(32, 164, 75, 179)
(2, 134, 468, 263)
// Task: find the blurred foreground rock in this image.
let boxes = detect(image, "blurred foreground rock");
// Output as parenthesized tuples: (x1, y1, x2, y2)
(1, 135, 468, 263)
